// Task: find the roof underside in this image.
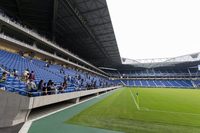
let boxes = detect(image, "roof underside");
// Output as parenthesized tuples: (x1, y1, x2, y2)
(0, 0, 121, 68)
(0, 0, 199, 71)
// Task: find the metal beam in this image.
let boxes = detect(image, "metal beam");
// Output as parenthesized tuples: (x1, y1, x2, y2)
(17, 14, 49, 19)
(100, 39, 116, 43)
(89, 21, 111, 27)
(15, 0, 23, 20)
(56, 17, 91, 50)
(95, 31, 114, 36)
(52, 0, 58, 41)
(16, 7, 49, 13)
(86, 15, 110, 21)
(82, 6, 107, 14)
(103, 45, 116, 48)
(26, 19, 49, 24)
(62, 0, 111, 60)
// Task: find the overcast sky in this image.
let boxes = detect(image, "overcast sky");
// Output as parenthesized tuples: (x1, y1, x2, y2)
(107, 0, 200, 60)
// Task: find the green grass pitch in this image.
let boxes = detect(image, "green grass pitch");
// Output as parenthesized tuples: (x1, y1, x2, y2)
(67, 87, 200, 133)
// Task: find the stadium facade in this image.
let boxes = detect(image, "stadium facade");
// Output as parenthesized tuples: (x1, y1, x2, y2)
(0, 0, 200, 133)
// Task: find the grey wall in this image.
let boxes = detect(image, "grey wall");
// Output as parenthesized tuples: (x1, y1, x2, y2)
(31, 87, 119, 108)
(0, 91, 31, 128)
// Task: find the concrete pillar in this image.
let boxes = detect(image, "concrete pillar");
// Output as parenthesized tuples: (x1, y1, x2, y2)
(75, 97, 80, 103)
(0, 24, 2, 33)
(0, 91, 31, 133)
(33, 42, 37, 48)
(96, 92, 99, 96)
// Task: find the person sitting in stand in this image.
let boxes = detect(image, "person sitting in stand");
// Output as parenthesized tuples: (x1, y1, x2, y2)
(42, 83, 47, 95)
(48, 82, 56, 94)
(63, 78, 67, 88)
(38, 80, 44, 95)
(23, 69, 29, 82)
(64, 76, 67, 83)
(45, 63, 50, 68)
(54, 83, 59, 94)
(47, 80, 53, 95)
(59, 83, 66, 93)
(26, 79, 37, 97)
(38, 80, 44, 90)
(60, 68, 65, 74)
(13, 69, 18, 79)
(29, 71, 35, 81)
(0, 71, 7, 83)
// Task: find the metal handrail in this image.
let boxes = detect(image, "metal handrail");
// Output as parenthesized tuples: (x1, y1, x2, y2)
(5, 85, 115, 97)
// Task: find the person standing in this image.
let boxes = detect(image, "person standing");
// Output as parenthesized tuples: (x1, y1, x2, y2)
(29, 71, 35, 81)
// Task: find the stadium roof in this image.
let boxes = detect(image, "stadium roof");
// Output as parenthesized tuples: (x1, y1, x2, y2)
(0, 0, 121, 68)
(1, 0, 200, 71)
(122, 52, 200, 68)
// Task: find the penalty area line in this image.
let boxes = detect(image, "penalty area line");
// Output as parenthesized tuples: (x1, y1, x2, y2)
(129, 88, 140, 110)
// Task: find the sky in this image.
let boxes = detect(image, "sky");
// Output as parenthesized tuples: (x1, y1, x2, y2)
(107, 0, 200, 60)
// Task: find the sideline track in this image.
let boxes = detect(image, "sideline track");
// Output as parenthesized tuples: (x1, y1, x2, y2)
(20, 88, 122, 133)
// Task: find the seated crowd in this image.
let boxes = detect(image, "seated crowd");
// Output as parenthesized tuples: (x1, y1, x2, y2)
(0, 64, 114, 97)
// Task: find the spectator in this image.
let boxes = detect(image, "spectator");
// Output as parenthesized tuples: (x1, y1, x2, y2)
(38, 80, 44, 91)
(42, 83, 47, 95)
(94, 80, 97, 89)
(81, 78, 84, 87)
(64, 76, 67, 83)
(23, 69, 29, 82)
(13, 69, 18, 79)
(54, 83, 59, 94)
(19, 51, 24, 57)
(47, 80, 53, 95)
(0, 72, 7, 83)
(29, 52, 35, 60)
(27, 79, 37, 96)
(58, 83, 65, 93)
(47, 80, 52, 86)
(45, 63, 49, 68)
(60, 68, 65, 74)
(29, 71, 35, 81)
(67, 75, 71, 82)
(48, 82, 56, 94)
(63, 76, 68, 88)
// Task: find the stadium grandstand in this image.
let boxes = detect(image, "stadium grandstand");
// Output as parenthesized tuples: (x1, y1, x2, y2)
(0, 0, 200, 133)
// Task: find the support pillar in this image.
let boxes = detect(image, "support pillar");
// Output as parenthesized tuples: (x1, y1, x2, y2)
(0, 24, 2, 33)
(75, 97, 80, 103)
(33, 42, 37, 48)
(96, 92, 99, 96)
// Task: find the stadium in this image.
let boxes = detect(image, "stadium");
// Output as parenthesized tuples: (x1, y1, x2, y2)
(0, 0, 200, 133)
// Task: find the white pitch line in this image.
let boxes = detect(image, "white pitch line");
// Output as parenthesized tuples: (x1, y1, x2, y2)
(140, 107, 200, 116)
(128, 89, 200, 116)
(129, 89, 140, 110)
